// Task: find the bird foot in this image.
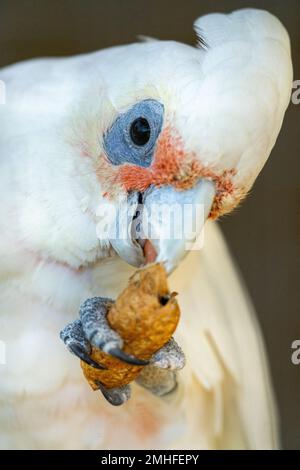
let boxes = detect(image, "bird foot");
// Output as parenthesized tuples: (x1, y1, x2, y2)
(150, 337, 185, 370)
(61, 297, 147, 367)
(135, 338, 185, 396)
(136, 366, 178, 396)
(60, 297, 184, 404)
(96, 381, 131, 406)
(60, 319, 105, 370)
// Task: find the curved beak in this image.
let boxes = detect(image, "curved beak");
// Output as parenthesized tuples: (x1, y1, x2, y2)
(110, 179, 215, 273)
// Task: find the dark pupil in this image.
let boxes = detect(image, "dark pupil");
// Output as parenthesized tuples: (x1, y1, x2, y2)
(130, 117, 151, 146)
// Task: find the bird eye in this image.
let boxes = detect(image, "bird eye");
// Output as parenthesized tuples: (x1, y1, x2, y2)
(130, 118, 151, 146)
(103, 99, 164, 168)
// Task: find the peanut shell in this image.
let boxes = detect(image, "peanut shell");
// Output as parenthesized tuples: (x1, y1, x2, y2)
(81, 263, 180, 389)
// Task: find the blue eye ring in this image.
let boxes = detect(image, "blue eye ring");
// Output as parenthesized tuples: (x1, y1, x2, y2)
(103, 99, 164, 168)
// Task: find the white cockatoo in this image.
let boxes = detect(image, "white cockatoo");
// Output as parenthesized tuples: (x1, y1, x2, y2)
(0, 8, 292, 449)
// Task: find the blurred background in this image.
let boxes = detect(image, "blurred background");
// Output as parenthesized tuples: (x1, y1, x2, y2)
(0, 0, 299, 449)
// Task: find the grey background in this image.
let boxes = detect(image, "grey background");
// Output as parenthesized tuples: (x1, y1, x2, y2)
(0, 0, 299, 449)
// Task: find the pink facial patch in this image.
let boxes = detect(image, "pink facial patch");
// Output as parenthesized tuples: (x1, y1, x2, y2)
(97, 127, 241, 218)
(116, 128, 237, 218)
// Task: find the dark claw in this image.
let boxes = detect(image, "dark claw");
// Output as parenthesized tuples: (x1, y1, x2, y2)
(69, 344, 106, 370)
(96, 381, 131, 406)
(108, 347, 149, 366)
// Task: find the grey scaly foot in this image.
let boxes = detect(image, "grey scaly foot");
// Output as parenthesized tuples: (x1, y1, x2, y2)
(79, 297, 148, 366)
(136, 367, 178, 396)
(60, 300, 184, 404)
(150, 337, 185, 370)
(135, 338, 185, 396)
(60, 306, 132, 406)
(60, 319, 105, 369)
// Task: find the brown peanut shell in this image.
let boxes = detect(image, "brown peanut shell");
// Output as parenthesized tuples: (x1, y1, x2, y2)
(81, 263, 180, 389)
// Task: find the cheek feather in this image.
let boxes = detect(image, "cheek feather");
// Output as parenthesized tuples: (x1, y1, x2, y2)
(116, 128, 240, 217)
(117, 128, 186, 192)
(79, 141, 92, 158)
(97, 128, 244, 217)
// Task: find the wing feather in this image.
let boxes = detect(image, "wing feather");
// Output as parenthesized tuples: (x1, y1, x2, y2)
(171, 221, 278, 449)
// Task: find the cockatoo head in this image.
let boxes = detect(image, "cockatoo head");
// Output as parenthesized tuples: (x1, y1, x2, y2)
(70, 9, 291, 272)
(12, 9, 291, 273)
